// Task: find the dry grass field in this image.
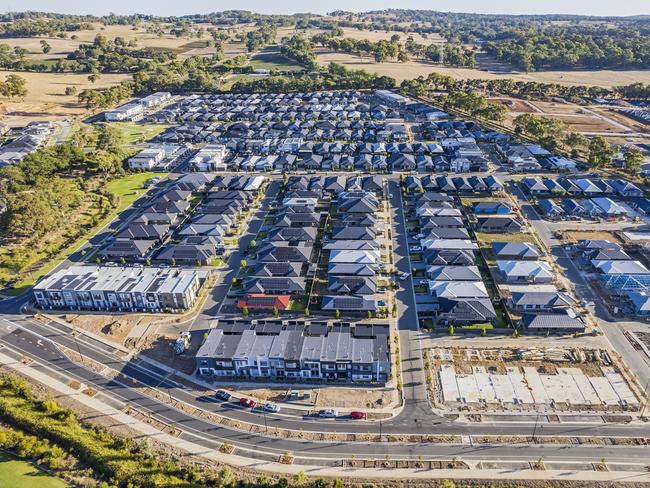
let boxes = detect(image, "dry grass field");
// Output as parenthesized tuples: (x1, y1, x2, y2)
(0, 70, 130, 126)
(314, 48, 650, 87)
(276, 26, 443, 45)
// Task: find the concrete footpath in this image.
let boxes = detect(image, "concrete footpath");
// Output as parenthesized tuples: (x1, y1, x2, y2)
(1, 351, 650, 482)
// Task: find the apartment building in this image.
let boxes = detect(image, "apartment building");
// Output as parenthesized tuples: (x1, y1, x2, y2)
(196, 320, 390, 383)
(33, 265, 209, 312)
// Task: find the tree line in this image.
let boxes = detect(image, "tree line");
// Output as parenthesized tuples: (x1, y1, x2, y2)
(484, 29, 650, 71)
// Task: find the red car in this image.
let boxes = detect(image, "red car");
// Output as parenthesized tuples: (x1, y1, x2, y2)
(239, 398, 255, 408)
(350, 411, 366, 420)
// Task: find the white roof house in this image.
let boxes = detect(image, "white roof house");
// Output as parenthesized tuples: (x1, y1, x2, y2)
(591, 197, 629, 217)
(497, 260, 553, 283)
(329, 250, 381, 265)
(428, 281, 489, 299)
(421, 239, 479, 251)
(190, 144, 228, 172)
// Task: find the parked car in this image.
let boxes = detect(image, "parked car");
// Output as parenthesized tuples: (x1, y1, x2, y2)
(318, 409, 337, 418)
(399, 272, 410, 281)
(239, 398, 255, 408)
(214, 390, 231, 401)
(350, 411, 367, 420)
(410, 246, 422, 252)
(264, 403, 280, 413)
(413, 233, 424, 239)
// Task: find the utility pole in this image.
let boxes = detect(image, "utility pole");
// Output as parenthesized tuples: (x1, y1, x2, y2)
(379, 419, 383, 440)
(263, 410, 268, 432)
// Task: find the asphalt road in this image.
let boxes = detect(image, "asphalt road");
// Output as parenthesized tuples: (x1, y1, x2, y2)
(1, 171, 650, 466)
(509, 181, 650, 388)
(1, 315, 649, 465)
(190, 178, 281, 328)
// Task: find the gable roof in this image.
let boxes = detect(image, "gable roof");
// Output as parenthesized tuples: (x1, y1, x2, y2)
(493, 242, 541, 259)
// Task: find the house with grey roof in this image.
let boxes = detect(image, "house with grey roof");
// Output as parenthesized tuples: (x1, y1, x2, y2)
(243, 277, 306, 295)
(426, 265, 481, 282)
(508, 291, 574, 311)
(195, 320, 389, 382)
(522, 310, 585, 333)
(434, 298, 496, 325)
(328, 276, 377, 295)
(493, 242, 541, 260)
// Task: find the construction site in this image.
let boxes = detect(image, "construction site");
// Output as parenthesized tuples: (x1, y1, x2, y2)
(427, 347, 644, 413)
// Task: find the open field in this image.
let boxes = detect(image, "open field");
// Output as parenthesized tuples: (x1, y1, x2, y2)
(313, 49, 650, 86)
(0, 70, 130, 126)
(0, 452, 69, 488)
(109, 122, 170, 145)
(250, 47, 304, 72)
(277, 26, 443, 45)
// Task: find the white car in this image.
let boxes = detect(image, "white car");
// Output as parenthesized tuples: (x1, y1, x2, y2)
(264, 403, 280, 413)
(413, 233, 424, 239)
(399, 272, 410, 281)
(318, 409, 338, 418)
(410, 246, 422, 252)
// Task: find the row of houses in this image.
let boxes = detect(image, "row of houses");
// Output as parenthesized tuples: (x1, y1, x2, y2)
(405, 175, 503, 194)
(522, 177, 643, 198)
(105, 92, 171, 122)
(539, 197, 632, 220)
(151, 91, 397, 125)
(33, 265, 209, 312)
(0, 121, 52, 167)
(320, 188, 387, 313)
(499, 144, 579, 173)
(99, 174, 265, 266)
(195, 320, 390, 383)
(128, 144, 190, 171)
(410, 192, 496, 325)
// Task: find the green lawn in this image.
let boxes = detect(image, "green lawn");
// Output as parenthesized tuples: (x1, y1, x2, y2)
(108, 122, 170, 145)
(0, 452, 69, 488)
(250, 47, 304, 72)
(106, 171, 167, 215)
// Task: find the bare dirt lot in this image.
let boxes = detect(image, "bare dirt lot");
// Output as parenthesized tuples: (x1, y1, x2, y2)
(0, 70, 130, 126)
(549, 114, 621, 133)
(489, 98, 536, 113)
(561, 230, 621, 243)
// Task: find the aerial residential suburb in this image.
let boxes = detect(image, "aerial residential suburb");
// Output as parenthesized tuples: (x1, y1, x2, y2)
(0, 2, 650, 487)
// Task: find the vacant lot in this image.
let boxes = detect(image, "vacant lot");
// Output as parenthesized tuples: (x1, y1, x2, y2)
(489, 98, 536, 113)
(0, 70, 130, 126)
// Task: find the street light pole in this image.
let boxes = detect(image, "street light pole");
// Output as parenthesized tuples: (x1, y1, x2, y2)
(379, 419, 382, 441)
(532, 413, 540, 443)
(263, 411, 268, 432)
